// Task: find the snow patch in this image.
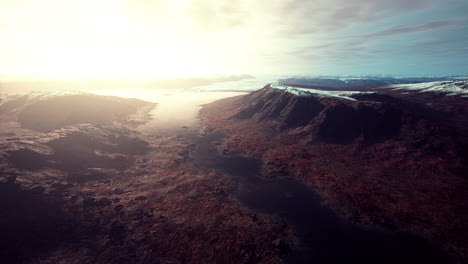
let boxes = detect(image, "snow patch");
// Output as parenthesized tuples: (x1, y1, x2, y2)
(270, 83, 377, 101)
(192, 76, 280, 92)
(26, 90, 86, 100)
(389, 81, 468, 95)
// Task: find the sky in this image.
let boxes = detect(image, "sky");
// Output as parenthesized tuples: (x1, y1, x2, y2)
(0, 0, 467, 80)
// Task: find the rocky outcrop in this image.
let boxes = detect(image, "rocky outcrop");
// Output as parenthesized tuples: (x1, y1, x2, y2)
(201, 84, 468, 263)
(234, 87, 326, 129)
(19, 94, 153, 132)
(0, 92, 155, 132)
(232, 86, 438, 145)
(0, 92, 157, 262)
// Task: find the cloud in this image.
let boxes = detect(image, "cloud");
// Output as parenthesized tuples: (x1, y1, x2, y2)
(123, 0, 466, 36)
(2, 0, 467, 77)
(342, 19, 462, 39)
(408, 35, 468, 57)
(285, 40, 375, 63)
(187, 0, 249, 31)
(279, 18, 463, 65)
(272, 0, 459, 32)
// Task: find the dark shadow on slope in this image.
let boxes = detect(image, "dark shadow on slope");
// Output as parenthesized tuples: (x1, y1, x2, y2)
(18, 95, 142, 132)
(191, 132, 454, 264)
(316, 104, 403, 145)
(0, 180, 77, 264)
(47, 131, 149, 176)
(5, 149, 49, 170)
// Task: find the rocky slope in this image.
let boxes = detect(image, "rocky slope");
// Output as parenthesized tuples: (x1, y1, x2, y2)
(201, 83, 468, 263)
(0, 92, 291, 264)
(1, 92, 154, 132)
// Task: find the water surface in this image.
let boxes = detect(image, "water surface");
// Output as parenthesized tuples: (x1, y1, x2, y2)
(92, 89, 245, 136)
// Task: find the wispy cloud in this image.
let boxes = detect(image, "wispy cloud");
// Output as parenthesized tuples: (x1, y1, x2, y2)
(341, 19, 462, 39)
(273, 0, 463, 33)
(1, 0, 467, 77)
(187, 0, 249, 31)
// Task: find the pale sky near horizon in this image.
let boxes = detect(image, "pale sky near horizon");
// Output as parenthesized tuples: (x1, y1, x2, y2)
(0, 0, 467, 80)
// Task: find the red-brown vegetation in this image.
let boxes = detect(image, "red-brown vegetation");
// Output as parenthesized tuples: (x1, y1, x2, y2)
(0, 93, 291, 264)
(200, 86, 468, 262)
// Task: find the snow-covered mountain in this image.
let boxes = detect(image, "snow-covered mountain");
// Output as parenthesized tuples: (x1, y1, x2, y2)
(389, 81, 468, 96)
(192, 75, 468, 95)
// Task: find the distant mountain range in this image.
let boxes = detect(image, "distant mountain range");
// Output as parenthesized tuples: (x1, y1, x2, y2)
(277, 76, 468, 89)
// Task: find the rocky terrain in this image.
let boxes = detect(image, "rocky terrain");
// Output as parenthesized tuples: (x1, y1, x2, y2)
(2, 82, 467, 263)
(0, 92, 291, 264)
(201, 81, 468, 263)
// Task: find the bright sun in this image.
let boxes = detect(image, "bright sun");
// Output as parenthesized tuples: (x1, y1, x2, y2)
(0, 0, 258, 80)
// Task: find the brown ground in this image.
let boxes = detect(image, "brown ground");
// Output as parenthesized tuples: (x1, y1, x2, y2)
(0, 93, 291, 264)
(200, 87, 468, 263)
